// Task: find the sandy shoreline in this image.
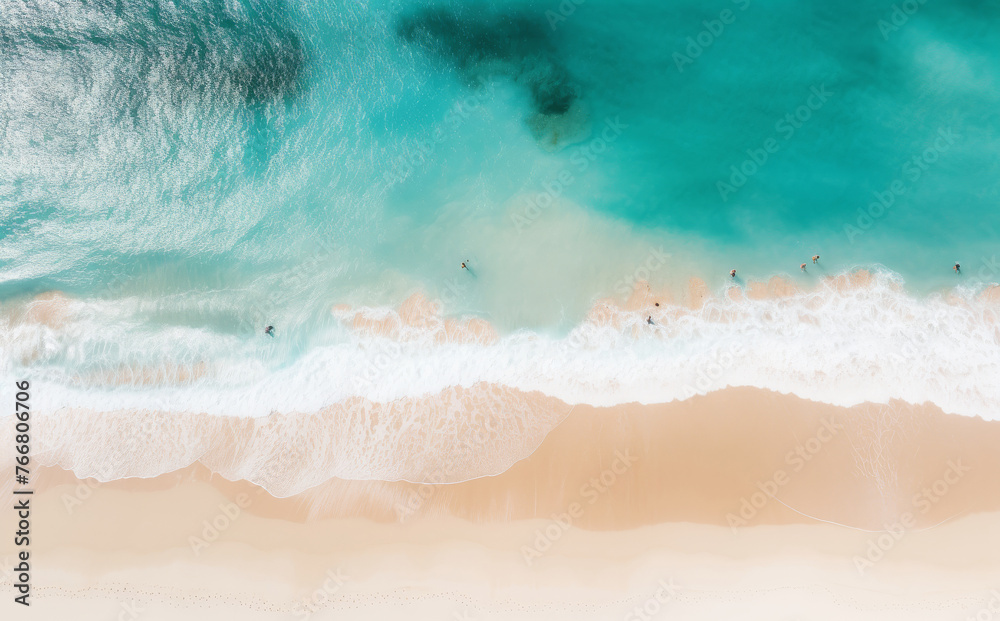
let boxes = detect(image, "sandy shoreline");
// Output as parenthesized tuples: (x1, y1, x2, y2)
(2, 486, 999, 619)
(2, 387, 1000, 618)
(7, 271, 1000, 420)
(9, 387, 999, 529)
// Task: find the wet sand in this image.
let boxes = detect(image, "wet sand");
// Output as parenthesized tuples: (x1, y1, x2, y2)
(2, 387, 999, 619)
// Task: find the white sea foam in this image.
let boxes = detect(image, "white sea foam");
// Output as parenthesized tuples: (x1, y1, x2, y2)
(3, 270, 999, 421)
(20, 383, 572, 494)
(2, 270, 998, 491)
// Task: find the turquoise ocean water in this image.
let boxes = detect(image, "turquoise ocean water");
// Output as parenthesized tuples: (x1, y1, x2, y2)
(1, 0, 999, 422)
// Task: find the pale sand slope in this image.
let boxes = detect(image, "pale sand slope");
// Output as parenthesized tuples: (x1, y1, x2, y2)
(2, 387, 999, 619)
(13, 388, 1000, 528)
(0, 487, 999, 620)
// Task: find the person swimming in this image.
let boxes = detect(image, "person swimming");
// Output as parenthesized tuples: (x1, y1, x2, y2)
(954, 262, 961, 273)
(800, 263, 807, 272)
(460, 260, 477, 278)
(812, 255, 820, 264)
(730, 269, 737, 278)
(264, 325, 274, 337)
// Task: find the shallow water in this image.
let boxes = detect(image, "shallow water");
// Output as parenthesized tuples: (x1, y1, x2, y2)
(1, 0, 999, 418)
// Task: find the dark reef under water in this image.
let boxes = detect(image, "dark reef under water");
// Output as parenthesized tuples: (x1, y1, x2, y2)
(396, 7, 582, 127)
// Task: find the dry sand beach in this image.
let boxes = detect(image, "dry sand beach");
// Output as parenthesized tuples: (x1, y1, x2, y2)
(4, 0, 1000, 617)
(3, 387, 1000, 619)
(3, 274, 1000, 619)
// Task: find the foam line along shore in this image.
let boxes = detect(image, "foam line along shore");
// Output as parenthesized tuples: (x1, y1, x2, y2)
(2, 269, 999, 424)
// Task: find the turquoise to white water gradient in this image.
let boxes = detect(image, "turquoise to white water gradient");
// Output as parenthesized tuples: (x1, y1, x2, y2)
(1, 0, 998, 416)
